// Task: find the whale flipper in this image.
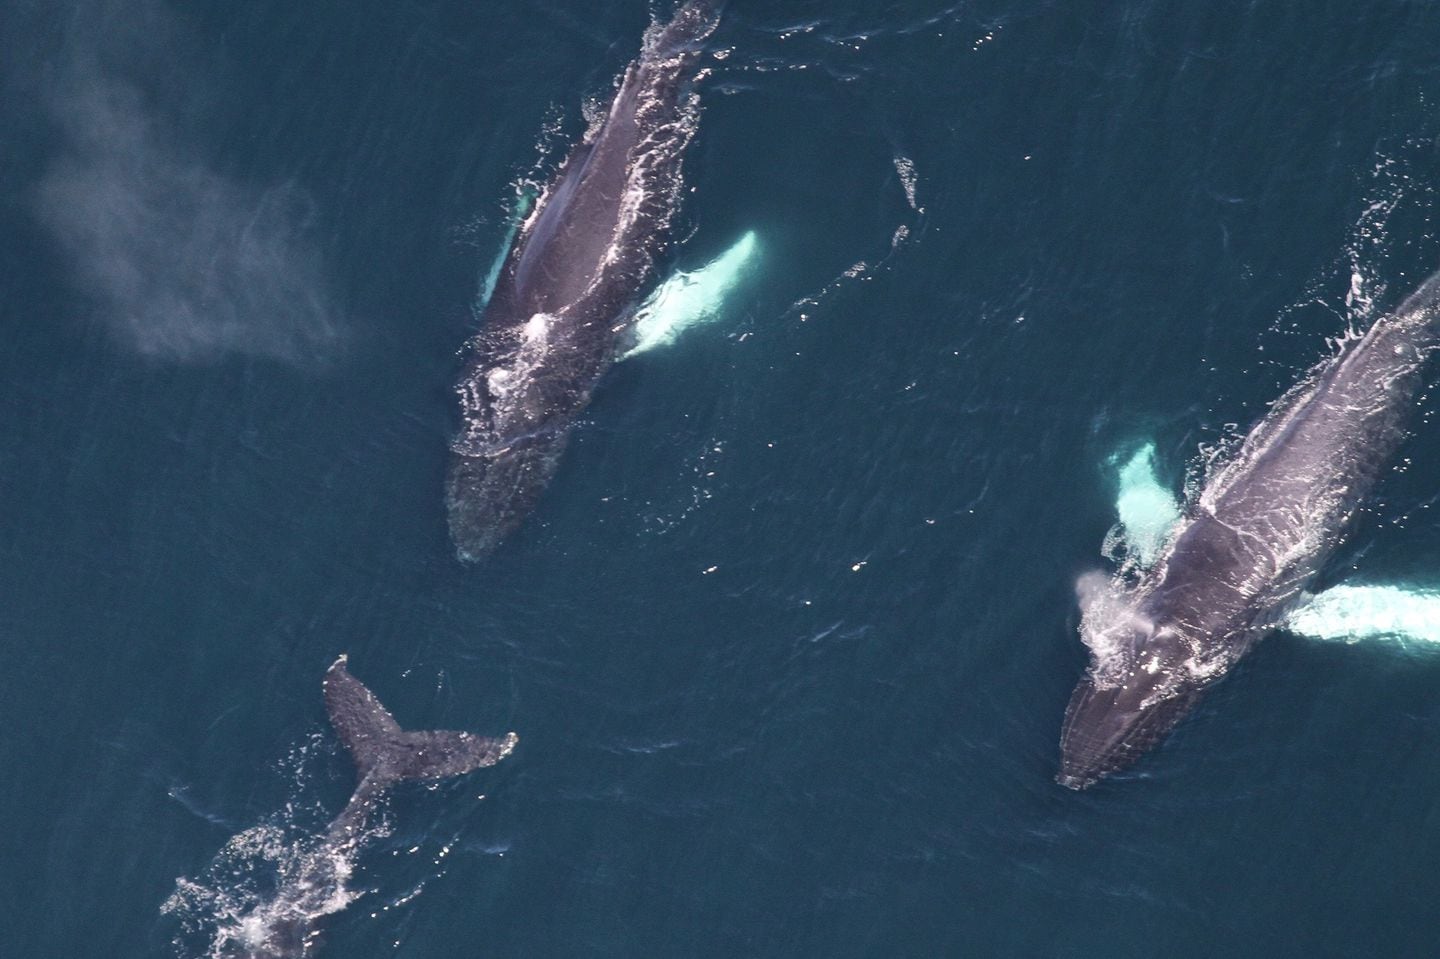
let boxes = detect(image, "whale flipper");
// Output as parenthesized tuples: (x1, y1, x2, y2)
(323, 656, 517, 787)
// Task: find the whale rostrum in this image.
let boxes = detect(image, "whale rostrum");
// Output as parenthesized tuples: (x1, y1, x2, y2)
(1060, 269, 1440, 789)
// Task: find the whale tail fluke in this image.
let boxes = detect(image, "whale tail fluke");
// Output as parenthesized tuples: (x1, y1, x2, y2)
(323, 655, 518, 788)
(391, 728, 520, 780)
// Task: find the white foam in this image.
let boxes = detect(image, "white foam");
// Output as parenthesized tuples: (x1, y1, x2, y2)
(522, 312, 550, 344)
(621, 231, 759, 359)
(160, 738, 386, 959)
(893, 155, 919, 211)
(163, 820, 368, 959)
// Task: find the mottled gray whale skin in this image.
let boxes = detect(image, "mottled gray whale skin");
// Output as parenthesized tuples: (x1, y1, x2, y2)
(237, 657, 516, 958)
(1060, 270, 1440, 789)
(446, 1, 723, 561)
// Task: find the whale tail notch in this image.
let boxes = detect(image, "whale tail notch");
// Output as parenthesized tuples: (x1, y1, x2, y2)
(322, 655, 518, 788)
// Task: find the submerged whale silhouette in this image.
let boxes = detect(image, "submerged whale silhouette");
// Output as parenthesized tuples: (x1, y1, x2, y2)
(1059, 270, 1440, 789)
(447, 0, 724, 560)
(232, 657, 516, 958)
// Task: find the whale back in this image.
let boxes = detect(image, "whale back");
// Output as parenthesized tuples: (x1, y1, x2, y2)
(499, 0, 721, 319)
(1196, 268, 1440, 593)
(448, 1, 721, 560)
(1061, 268, 1440, 788)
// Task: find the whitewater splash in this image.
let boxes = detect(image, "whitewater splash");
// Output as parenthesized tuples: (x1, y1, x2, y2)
(163, 822, 371, 959)
(161, 738, 379, 959)
(1106, 440, 1440, 645)
(620, 230, 759, 359)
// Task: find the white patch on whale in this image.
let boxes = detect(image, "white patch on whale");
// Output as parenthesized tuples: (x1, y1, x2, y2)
(620, 231, 760, 360)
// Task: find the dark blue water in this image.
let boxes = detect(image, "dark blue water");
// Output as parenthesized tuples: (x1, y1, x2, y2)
(7, 1, 1440, 956)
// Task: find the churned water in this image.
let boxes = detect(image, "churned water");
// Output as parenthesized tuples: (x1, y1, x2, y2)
(6, 1, 1440, 957)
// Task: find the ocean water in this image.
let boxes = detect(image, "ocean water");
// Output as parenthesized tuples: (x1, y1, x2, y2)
(7, 1, 1440, 957)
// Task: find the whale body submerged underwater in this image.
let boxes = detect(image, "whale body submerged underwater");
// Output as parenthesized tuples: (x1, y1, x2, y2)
(446, 0, 723, 561)
(1059, 270, 1440, 789)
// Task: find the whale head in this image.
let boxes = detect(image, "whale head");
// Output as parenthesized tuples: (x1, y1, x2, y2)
(1058, 619, 1201, 789)
(1057, 675, 1201, 789)
(446, 427, 570, 562)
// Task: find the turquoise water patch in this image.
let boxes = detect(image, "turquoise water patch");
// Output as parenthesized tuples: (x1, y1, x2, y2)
(1111, 442, 1182, 567)
(1286, 585, 1440, 645)
(621, 231, 760, 360)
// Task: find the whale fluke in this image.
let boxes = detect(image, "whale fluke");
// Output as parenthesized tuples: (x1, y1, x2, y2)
(323, 655, 518, 789)
(169, 659, 517, 959)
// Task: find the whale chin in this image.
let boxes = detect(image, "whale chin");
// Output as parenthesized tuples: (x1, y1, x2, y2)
(1057, 679, 1202, 789)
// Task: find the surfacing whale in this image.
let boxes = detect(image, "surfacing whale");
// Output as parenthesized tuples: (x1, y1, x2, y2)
(225, 657, 516, 958)
(446, 0, 723, 560)
(1059, 269, 1440, 789)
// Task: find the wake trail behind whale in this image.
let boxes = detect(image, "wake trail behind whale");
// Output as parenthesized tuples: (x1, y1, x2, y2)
(161, 737, 377, 958)
(619, 230, 759, 359)
(1105, 440, 1440, 646)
